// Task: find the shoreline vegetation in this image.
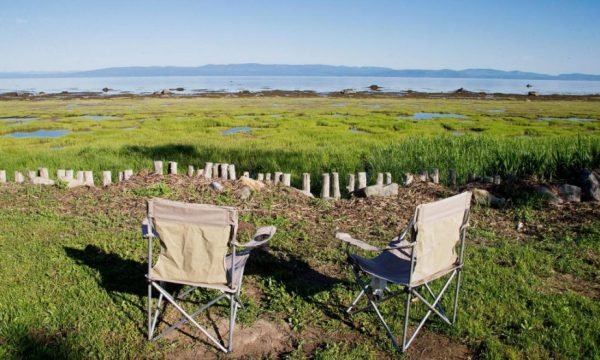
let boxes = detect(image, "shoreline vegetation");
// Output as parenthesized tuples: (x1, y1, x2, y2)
(0, 92, 599, 358)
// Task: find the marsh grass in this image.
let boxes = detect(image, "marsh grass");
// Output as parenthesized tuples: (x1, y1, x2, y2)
(0, 97, 599, 191)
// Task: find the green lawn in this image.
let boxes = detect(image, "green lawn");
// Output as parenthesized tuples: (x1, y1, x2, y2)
(0, 178, 598, 359)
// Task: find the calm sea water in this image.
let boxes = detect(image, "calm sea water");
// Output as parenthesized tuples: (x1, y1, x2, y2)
(1, 76, 599, 95)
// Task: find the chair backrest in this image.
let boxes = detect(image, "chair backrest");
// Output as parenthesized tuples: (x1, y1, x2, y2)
(147, 198, 238, 285)
(411, 192, 471, 285)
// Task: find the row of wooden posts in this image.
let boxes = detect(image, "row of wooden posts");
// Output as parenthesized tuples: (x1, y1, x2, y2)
(0, 161, 469, 198)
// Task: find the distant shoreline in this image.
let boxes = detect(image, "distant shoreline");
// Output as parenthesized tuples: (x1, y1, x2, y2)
(1, 89, 599, 101)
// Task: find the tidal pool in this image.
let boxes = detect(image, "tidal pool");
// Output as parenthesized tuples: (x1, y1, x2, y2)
(80, 115, 118, 120)
(0, 117, 39, 121)
(5, 129, 70, 138)
(400, 112, 467, 120)
(538, 117, 595, 122)
(223, 127, 252, 135)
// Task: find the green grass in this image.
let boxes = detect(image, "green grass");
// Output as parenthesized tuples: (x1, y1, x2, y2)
(0, 180, 598, 359)
(1, 97, 599, 191)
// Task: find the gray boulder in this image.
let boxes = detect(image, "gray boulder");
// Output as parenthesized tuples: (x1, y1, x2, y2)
(534, 186, 562, 205)
(472, 188, 506, 208)
(210, 182, 224, 192)
(559, 184, 581, 202)
(581, 170, 600, 201)
(235, 186, 252, 200)
(354, 183, 399, 198)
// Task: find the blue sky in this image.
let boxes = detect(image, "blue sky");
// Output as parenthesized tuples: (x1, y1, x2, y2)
(1, 0, 599, 74)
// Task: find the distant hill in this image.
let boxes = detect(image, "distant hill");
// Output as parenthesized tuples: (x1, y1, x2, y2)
(1, 64, 599, 81)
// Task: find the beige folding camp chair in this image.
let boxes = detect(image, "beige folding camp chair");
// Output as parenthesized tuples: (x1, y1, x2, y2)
(336, 192, 472, 352)
(142, 198, 276, 353)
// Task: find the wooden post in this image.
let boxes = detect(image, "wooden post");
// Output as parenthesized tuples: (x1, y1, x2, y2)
(118, 171, 124, 182)
(212, 163, 219, 179)
(347, 174, 355, 193)
(448, 169, 457, 186)
(494, 175, 502, 185)
(0, 170, 6, 183)
(168, 162, 178, 175)
(38, 168, 49, 179)
(27, 171, 36, 180)
(321, 173, 330, 199)
(65, 170, 74, 181)
(274, 172, 282, 185)
(243, 171, 250, 178)
(376, 173, 384, 185)
(257, 173, 264, 181)
(385, 172, 392, 185)
(187, 165, 195, 177)
(220, 163, 229, 180)
(431, 168, 440, 184)
(228, 164, 236, 180)
(84, 171, 94, 186)
(204, 162, 213, 179)
(124, 169, 133, 180)
(468, 173, 477, 182)
(102, 171, 112, 187)
(282, 173, 291, 187)
(265, 173, 272, 183)
(57, 169, 66, 178)
(15, 171, 24, 183)
(357, 172, 367, 189)
(154, 161, 163, 175)
(418, 169, 428, 182)
(197, 169, 204, 177)
(76, 171, 84, 182)
(332, 172, 341, 199)
(302, 173, 311, 193)
(404, 173, 414, 186)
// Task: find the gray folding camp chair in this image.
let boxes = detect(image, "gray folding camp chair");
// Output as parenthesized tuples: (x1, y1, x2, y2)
(142, 198, 276, 353)
(336, 192, 472, 352)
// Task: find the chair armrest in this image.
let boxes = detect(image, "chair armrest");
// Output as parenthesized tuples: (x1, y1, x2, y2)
(336, 232, 380, 251)
(384, 241, 415, 251)
(141, 217, 158, 238)
(234, 225, 276, 249)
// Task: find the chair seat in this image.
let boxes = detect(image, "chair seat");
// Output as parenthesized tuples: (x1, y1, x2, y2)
(350, 251, 412, 285)
(149, 252, 251, 292)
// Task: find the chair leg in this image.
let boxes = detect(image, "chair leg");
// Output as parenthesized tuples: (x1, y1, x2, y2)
(401, 289, 412, 352)
(228, 294, 239, 353)
(452, 268, 463, 324)
(347, 288, 366, 313)
(147, 282, 153, 340)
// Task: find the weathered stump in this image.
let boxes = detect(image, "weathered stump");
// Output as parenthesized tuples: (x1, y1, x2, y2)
(204, 162, 213, 179)
(168, 162, 178, 175)
(347, 174, 355, 193)
(321, 173, 330, 199)
(358, 172, 367, 189)
(332, 172, 341, 199)
(431, 168, 440, 184)
(302, 173, 311, 193)
(102, 171, 112, 187)
(385, 172, 392, 185)
(188, 165, 195, 177)
(228, 164, 236, 180)
(154, 161, 163, 175)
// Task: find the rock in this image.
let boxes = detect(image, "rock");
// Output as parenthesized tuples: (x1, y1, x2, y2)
(210, 182, 224, 192)
(293, 188, 314, 197)
(455, 88, 466, 93)
(534, 186, 562, 205)
(472, 188, 506, 208)
(528, 91, 538, 96)
(581, 170, 600, 201)
(175, 87, 184, 92)
(559, 184, 581, 202)
(235, 186, 252, 200)
(404, 173, 414, 186)
(30, 177, 55, 185)
(102, 87, 110, 92)
(516, 221, 525, 232)
(160, 89, 172, 95)
(526, 84, 533, 88)
(239, 177, 265, 191)
(369, 84, 381, 91)
(354, 183, 399, 198)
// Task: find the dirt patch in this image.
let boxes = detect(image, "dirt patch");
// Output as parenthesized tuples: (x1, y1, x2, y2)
(407, 329, 472, 359)
(544, 273, 600, 300)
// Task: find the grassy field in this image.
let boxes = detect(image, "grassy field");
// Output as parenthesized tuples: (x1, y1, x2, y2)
(0, 96, 599, 359)
(1, 97, 599, 189)
(0, 176, 598, 359)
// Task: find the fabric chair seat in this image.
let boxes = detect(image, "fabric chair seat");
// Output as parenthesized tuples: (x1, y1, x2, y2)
(350, 252, 412, 285)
